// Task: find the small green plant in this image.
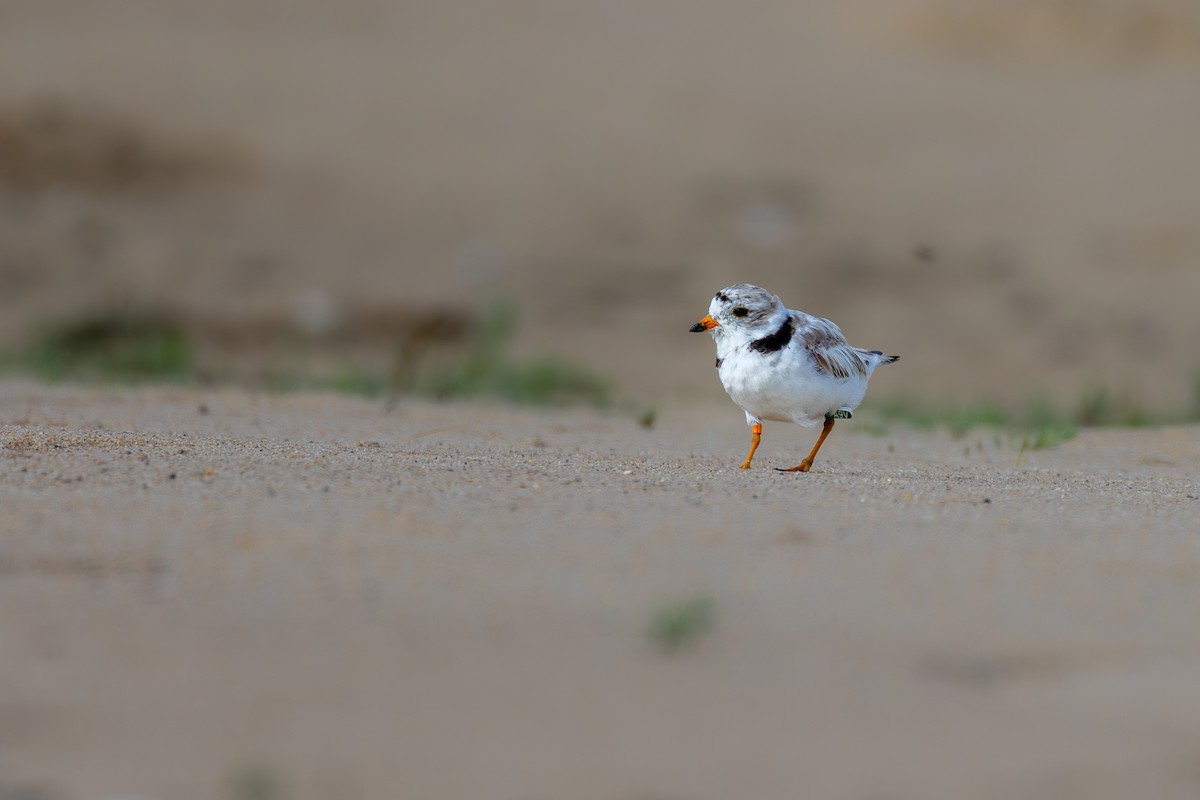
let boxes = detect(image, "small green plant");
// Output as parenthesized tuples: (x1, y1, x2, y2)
(328, 365, 388, 398)
(1188, 370, 1200, 423)
(864, 396, 1010, 438)
(1075, 387, 1116, 427)
(1032, 424, 1076, 449)
(867, 395, 939, 431)
(1014, 424, 1077, 466)
(2, 301, 616, 410)
(24, 313, 193, 383)
(637, 407, 658, 429)
(944, 403, 1008, 438)
(650, 593, 716, 652)
(227, 764, 284, 800)
(406, 300, 612, 407)
(865, 384, 1196, 444)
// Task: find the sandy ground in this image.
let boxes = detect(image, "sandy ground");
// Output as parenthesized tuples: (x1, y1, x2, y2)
(5, 3, 1200, 798)
(3, 379, 1200, 799)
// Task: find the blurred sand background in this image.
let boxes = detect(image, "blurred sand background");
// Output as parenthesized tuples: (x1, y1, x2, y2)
(4, 1, 1200, 798)
(4, 0, 1200, 408)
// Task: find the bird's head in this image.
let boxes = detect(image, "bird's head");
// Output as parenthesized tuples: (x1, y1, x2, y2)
(689, 284, 787, 340)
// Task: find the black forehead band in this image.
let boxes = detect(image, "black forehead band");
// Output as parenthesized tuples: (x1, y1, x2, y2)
(715, 291, 730, 303)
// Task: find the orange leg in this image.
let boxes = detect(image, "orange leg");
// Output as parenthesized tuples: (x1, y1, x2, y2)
(740, 422, 763, 469)
(778, 418, 835, 473)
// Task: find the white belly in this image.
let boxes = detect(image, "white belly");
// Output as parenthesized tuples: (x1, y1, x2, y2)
(718, 348, 869, 427)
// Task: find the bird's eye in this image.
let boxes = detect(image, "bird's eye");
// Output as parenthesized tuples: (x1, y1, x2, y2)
(732, 307, 750, 318)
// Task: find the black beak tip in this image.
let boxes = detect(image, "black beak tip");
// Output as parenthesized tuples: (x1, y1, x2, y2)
(689, 323, 706, 333)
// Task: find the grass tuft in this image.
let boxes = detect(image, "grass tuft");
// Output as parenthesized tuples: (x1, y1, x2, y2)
(868, 394, 1083, 450)
(1022, 424, 1077, 452)
(1, 301, 617, 411)
(227, 764, 284, 800)
(650, 593, 716, 652)
(945, 403, 1008, 438)
(1189, 371, 1200, 423)
(405, 300, 612, 408)
(327, 366, 389, 398)
(864, 376, 1200, 447)
(22, 313, 193, 383)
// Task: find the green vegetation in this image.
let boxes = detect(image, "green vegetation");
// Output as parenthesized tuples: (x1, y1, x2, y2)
(650, 593, 716, 653)
(835, 369, 1200, 443)
(18, 313, 193, 383)
(1013, 425, 1077, 466)
(401, 301, 611, 407)
(227, 764, 284, 800)
(867, 394, 1082, 450)
(1073, 386, 1158, 427)
(6, 306, 1200, 437)
(0, 301, 614, 410)
(1186, 371, 1200, 423)
(867, 395, 1008, 436)
(326, 365, 390, 398)
(865, 378, 1200, 450)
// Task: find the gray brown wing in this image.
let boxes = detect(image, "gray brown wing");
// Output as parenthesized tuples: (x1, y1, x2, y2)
(794, 312, 872, 379)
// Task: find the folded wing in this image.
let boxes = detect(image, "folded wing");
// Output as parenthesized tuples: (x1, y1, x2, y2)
(794, 312, 874, 380)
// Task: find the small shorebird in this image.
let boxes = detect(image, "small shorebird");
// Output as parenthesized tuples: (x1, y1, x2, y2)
(690, 283, 898, 472)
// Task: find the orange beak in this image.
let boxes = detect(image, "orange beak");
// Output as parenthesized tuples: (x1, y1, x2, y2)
(689, 315, 719, 332)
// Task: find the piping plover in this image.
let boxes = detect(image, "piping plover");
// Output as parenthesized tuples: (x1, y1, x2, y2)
(690, 284, 898, 472)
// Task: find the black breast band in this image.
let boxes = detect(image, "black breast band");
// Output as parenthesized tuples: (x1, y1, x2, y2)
(749, 320, 794, 354)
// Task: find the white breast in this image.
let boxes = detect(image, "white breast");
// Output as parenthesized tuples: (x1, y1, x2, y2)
(717, 341, 870, 427)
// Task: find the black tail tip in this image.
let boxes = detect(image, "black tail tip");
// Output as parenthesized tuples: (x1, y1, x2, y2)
(883, 354, 899, 364)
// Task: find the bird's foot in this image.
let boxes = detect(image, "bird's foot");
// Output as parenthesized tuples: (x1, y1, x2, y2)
(776, 461, 813, 473)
